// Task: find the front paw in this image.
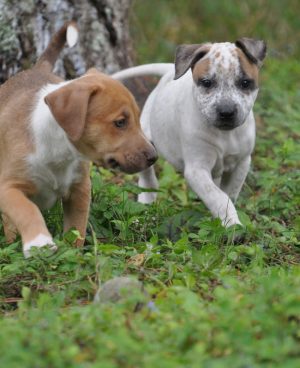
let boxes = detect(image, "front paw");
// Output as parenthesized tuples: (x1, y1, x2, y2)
(222, 216, 242, 228)
(23, 234, 57, 258)
(138, 192, 157, 204)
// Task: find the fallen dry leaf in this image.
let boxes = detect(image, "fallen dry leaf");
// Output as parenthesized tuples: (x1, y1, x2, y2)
(127, 253, 145, 267)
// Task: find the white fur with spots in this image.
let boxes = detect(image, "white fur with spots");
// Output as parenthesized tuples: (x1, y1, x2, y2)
(192, 42, 258, 130)
(111, 41, 265, 226)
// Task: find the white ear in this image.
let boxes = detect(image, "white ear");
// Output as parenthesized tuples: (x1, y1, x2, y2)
(66, 24, 79, 48)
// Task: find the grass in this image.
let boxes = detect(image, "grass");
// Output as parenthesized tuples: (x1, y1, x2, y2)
(1, 1, 300, 367)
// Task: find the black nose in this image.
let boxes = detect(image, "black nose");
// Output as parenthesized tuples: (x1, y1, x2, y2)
(217, 105, 237, 121)
(144, 150, 158, 166)
(147, 154, 158, 166)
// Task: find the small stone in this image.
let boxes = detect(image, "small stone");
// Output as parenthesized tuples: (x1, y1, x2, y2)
(94, 276, 144, 304)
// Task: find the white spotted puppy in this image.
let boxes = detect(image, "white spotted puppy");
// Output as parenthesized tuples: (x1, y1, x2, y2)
(112, 38, 266, 226)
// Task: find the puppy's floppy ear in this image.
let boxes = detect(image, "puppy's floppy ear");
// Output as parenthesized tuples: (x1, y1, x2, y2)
(235, 38, 267, 68)
(174, 43, 211, 80)
(45, 81, 99, 142)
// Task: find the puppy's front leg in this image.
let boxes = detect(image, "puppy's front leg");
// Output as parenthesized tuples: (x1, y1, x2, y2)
(0, 186, 55, 257)
(184, 165, 241, 226)
(138, 166, 159, 204)
(221, 156, 251, 202)
(2, 213, 17, 243)
(63, 165, 91, 246)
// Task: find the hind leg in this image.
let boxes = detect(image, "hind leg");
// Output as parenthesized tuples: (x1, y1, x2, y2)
(138, 166, 159, 204)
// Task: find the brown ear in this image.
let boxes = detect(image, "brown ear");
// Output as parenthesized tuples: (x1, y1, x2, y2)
(44, 82, 98, 141)
(174, 43, 211, 80)
(235, 38, 267, 68)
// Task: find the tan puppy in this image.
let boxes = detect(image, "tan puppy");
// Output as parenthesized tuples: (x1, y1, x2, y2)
(0, 22, 157, 257)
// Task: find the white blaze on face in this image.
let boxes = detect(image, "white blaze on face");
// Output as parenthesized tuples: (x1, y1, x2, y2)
(192, 42, 259, 128)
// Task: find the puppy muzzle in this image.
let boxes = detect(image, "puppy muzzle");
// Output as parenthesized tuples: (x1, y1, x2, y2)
(215, 104, 239, 130)
(104, 146, 158, 174)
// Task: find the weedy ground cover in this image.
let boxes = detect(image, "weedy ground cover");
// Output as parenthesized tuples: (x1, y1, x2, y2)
(0, 1, 300, 366)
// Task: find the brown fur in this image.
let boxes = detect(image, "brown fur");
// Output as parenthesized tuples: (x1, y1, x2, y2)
(62, 162, 91, 246)
(236, 48, 259, 85)
(36, 21, 77, 73)
(174, 44, 211, 80)
(192, 58, 211, 82)
(0, 24, 156, 252)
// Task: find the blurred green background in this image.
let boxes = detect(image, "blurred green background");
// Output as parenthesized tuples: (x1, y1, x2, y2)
(131, 0, 300, 63)
(0, 3, 299, 367)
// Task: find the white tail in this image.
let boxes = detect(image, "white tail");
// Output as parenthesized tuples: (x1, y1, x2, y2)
(111, 63, 174, 81)
(66, 24, 79, 48)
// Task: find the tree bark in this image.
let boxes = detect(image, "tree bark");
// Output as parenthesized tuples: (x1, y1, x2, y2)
(0, 0, 133, 83)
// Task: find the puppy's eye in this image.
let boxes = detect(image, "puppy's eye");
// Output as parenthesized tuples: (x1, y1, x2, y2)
(114, 118, 127, 128)
(240, 79, 253, 90)
(199, 78, 213, 88)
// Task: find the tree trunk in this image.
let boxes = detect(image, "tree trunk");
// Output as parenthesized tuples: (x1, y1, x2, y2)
(0, 0, 133, 83)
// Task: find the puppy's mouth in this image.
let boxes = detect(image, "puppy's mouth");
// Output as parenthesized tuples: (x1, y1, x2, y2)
(95, 149, 157, 174)
(216, 123, 238, 131)
(93, 157, 121, 171)
(107, 158, 121, 170)
(98, 157, 140, 174)
(214, 119, 240, 131)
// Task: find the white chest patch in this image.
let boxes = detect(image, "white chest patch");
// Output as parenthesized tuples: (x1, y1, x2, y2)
(28, 82, 85, 210)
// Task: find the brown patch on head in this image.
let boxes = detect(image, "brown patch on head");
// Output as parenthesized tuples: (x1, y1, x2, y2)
(174, 43, 212, 80)
(236, 48, 259, 85)
(192, 58, 211, 83)
(215, 51, 221, 58)
(64, 71, 157, 173)
(235, 38, 266, 68)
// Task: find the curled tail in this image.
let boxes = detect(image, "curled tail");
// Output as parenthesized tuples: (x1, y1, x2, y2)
(35, 21, 79, 72)
(111, 63, 174, 81)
